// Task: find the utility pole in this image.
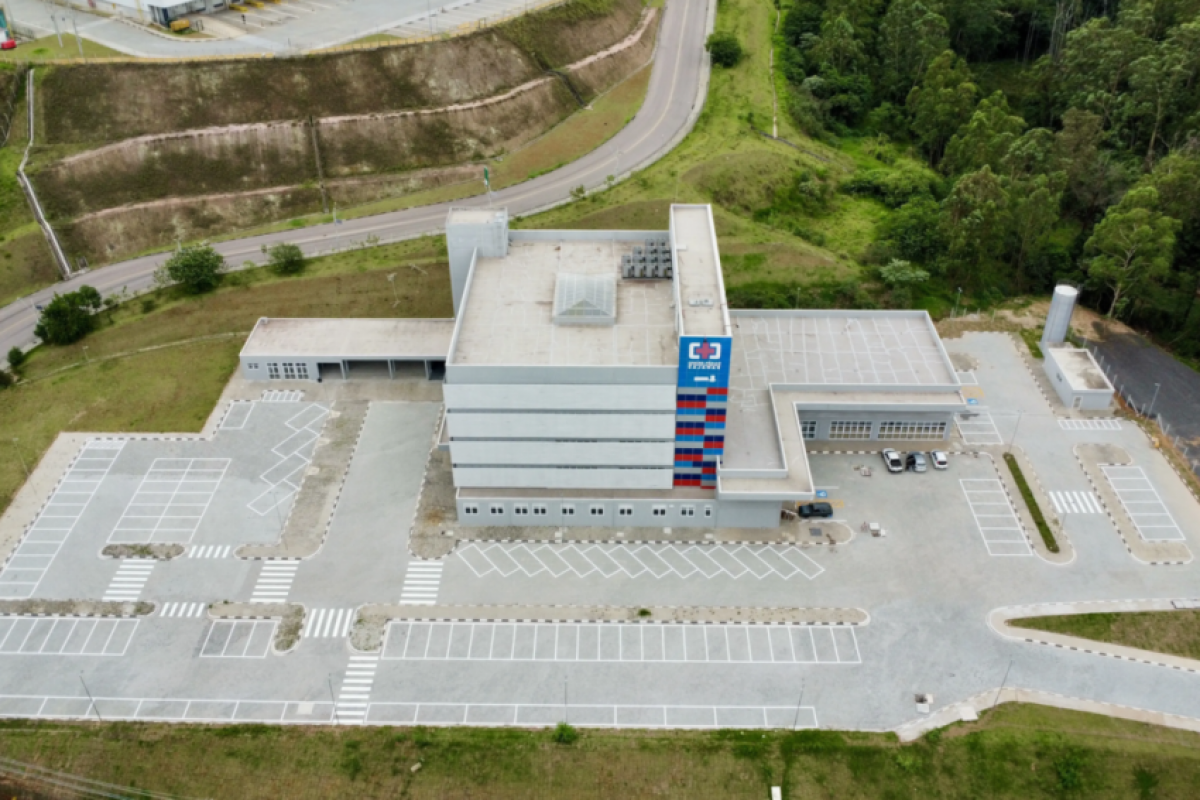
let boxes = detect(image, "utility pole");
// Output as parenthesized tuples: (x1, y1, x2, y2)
(1007, 410, 1023, 455)
(71, 14, 82, 57)
(328, 675, 340, 725)
(49, 6, 62, 48)
(1147, 382, 1161, 418)
(952, 287, 962, 318)
(387, 273, 399, 307)
(792, 680, 806, 730)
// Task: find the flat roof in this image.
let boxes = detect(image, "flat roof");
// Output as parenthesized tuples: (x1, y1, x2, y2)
(718, 391, 814, 500)
(240, 318, 454, 359)
(447, 208, 506, 226)
(1048, 346, 1113, 391)
(671, 205, 730, 338)
(451, 240, 678, 367)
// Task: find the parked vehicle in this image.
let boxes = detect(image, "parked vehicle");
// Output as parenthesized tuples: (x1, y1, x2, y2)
(881, 449, 904, 473)
(906, 452, 928, 473)
(930, 450, 949, 470)
(798, 502, 834, 519)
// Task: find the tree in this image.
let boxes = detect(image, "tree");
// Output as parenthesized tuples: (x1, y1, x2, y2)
(33, 286, 103, 346)
(1124, 25, 1198, 168)
(6, 347, 27, 374)
(1084, 186, 1180, 317)
(877, 0, 949, 101)
(267, 243, 307, 276)
(1056, 109, 1127, 222)
(706, 33, 745, 68)
(941, 92, 1027, 176)
(945, 0, 1003, 60)
(940, 166, 1010, 285)
(158, 244, 227, 294)
(1054, 18, 1149, 129)
(907, 51, 978, 165)
(1008, 173, 1064, 292)
(1001, 128, 1059, 182)
(808, 14, 867, 74)
(877, 197, 947, 268)
(879, 258, 930, 308)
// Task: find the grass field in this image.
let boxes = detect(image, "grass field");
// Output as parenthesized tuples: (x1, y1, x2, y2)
(0, 704, 1198, 798)
(0, 34, 123, 63)
(1012, 611, 1200, 661)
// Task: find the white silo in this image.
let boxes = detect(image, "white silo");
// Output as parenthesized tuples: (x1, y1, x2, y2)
(1042, 285, 1078, 346)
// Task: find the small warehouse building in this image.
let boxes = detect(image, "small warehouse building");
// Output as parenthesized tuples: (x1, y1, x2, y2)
(1044, 346, 1115, 411)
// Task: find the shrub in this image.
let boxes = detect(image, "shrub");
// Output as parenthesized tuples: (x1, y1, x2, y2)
(552, 722, 579, 745)
(1004, 453, 1058, 553)
(33, 286, 103, 345)
(157, 244, 226, 294)
(0, 369, 13, 389)
(706, 32, 744, 68)
(267, 242, 306, 276)
(6, 347, 27, 372)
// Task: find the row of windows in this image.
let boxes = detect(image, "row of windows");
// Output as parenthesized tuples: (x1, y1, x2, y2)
(825, 420, 949, 440)
(463, 503, 714, 519)
(829, 421, 873, 440)
(248, 362, 310, 380)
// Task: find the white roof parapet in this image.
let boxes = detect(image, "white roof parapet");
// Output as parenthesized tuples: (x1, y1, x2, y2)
(670, 204, 732, 338)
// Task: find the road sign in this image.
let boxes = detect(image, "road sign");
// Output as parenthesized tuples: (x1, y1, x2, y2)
(816, 490, 828, 499)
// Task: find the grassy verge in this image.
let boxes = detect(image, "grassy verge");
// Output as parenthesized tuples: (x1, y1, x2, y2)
(1020, 327, 1045, 359)
(0, 34, 123, 63)
(1003, 452, 1058, 553)
(1, 704, 1200, 797)
(1011, 611, 1200, 661)
(0, 89, 61, 305)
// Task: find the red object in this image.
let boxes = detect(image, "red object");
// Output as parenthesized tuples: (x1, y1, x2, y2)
(0, 40, 17, 50)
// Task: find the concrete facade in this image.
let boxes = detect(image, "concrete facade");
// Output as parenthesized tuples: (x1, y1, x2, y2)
(1044, 346, 1114, 411)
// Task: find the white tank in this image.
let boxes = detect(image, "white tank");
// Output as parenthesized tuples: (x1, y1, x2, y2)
(1042, 285, 1078, 346)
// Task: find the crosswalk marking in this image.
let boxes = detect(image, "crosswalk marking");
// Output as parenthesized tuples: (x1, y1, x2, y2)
(400, 562, 443, 605)
(960, 479, 1033, 557)
(249, 561, 299, 603)
(335, 656, 380, 723)
(304, 608, 356, 638)
(159, 602, 206, 618)
(187, 545, 232, 559)
(1058, 418, 1122, 431)
(456, 542, 824, 582)
(102, 560, 155, 602)
(1048, 490, 1103, 515)
(261, 390, 304, 403)
(0, 440, 125, 599)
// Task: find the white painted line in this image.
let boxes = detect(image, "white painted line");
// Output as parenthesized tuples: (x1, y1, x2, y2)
(960, 479, 1032, 557)
(1058, 418, 1122, 431)
(200, 620, 276, 658)
(1102, 466, 1185, 542)
(108, 458, 230, 545)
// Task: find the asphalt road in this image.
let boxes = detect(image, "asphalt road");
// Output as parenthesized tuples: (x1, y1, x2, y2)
(0, 0, 713, 360)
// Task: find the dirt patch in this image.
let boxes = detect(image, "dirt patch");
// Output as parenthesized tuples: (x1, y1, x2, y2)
(209, 601, 305, 653)
(101, 544, 184, 559)
(0, 599, 152, 616)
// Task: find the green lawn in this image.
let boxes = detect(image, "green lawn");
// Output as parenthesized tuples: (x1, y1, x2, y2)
(1012, 611, 1200, 661)
(0, 34, 123, 63)
(1, 704, 1199, 798)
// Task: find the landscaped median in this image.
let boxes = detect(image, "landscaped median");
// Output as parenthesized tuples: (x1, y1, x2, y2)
(1002, 451, 1060, 554)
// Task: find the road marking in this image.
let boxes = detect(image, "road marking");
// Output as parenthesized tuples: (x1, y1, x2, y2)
(108, 458, 230, 544)
(249, 562, 299, 603)
(335, 655, 380, 723)
(248, 405, 328, 516)
(187, 545, 232, 559)
(960, 479, 1033, 557)
(955, 412, 1003, 445)
(1102, 466, 1185, 542)
(1059, 418, 1122, 431)
(400, 561, 443, 605)
(261, 390, 304, 403)
(0, 617, 138, 656)
(304, 608, 356, 638)
(159, 602, 206, 618)
(220, 402, 254, 430)
(1049, 490, 1103, 515)
(956, 371, 978, 385)
(0, 440, 124, 600)
(200, 620, 276, 658)
(102, 560, 155, 602)
(456, 542, 823, 581)
(382, 622, 861, 665)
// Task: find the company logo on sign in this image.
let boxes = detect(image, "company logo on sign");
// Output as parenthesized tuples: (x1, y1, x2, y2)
(678, 335, 732, 389)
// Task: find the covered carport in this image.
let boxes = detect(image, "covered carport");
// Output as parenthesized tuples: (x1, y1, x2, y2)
(239, 317, 454, 382)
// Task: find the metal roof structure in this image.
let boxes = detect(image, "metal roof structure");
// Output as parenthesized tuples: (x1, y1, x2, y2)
(553, 273, 617, 326)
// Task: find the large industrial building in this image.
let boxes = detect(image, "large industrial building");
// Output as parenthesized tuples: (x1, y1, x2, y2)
(240, 204, 968, 528)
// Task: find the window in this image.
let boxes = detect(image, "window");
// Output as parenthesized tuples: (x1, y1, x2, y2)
(490, 504, 504, 516)
(618, 506, 633, 517)
(267, 363, 281, 379)
(589, 505, 605, 517)
(561, 505, 575, 516)
(533, 505, 547, 516)
(463, 504, 479, 516)
(283, 362, 298, 380)
(652, 506, 667, 517)
(514, 505, 529, 517)
(681, 506, 695, 517)
(246, 363, 260, 371)
(704, 506, 713, 518)
(829, 421, 872, 440)
(800, 420, 816, 440)
(877, 421, 949, 440)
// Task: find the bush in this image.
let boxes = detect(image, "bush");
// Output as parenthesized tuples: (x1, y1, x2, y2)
(552, 722, 579, 745)
(6, 347, 27, 372)
(706, 32, 744, 68)
(158, 244, 226, 294)
(0, 369, 13, 389)
(267, 243, 306, 276)
(1004, 453, 1058, 553)
(33, 286, 103, 346)
(842, 163, 940, 208)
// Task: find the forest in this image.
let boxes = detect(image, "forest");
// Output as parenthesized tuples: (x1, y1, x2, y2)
(774, 0, 1200, 356)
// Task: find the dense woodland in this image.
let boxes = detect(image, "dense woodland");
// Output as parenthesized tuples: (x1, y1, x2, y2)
(774, 0, 1199, 355)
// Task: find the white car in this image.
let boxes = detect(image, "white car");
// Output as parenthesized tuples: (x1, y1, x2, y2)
(930, 450, 949, 470)
(881, 449, 904, 473)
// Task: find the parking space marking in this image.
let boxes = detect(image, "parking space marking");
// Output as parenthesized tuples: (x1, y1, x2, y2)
(0, 617, 138, 656)
(955, 412, 1003, 445)
(187, 545, 232, 559)
(1049, 491, 1103, 515)
(102, 560, 155, 602)
(455, 543, 823, 581)
(200, 620, 276, 658)
(261, 390, 304, 403)
(956, 371, 977, 385)
(1102, 466, 1185, 541)
(220, 402, 254, 430)
(960, 479, 1033, 557)
(248, 405, 328, 516)
(304, 608, 356, 639)
(0, 440, 124, 600)
(1059, 418, 1122, 431)
(108, 458, 230, 544)
(382, 622, 859, 664)
(336, 655, 379, 723)
(249, 561, 299, 603)
(400, 562, 443, 605)
(160, 602, 206, 618)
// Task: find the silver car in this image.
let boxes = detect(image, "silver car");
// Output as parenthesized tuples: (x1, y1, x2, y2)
(881, 449, 904, 473)
(930, 450, 949, 469)
(905, 452, 927, 473)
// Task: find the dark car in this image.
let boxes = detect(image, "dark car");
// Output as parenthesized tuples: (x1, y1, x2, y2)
(905, 452, 928, 473)
(798, 502, 834, 519)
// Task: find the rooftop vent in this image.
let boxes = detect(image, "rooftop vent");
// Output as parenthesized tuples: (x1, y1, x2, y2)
(553, 273, 617, 326)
